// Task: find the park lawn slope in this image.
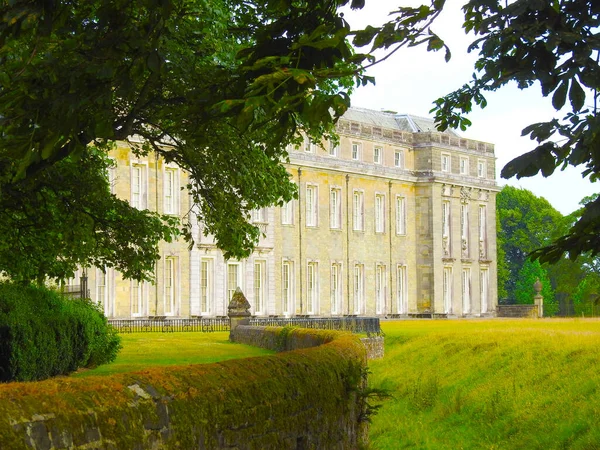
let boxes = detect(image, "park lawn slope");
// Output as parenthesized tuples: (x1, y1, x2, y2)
(74, 332, 274, 377)
(369, 319, 600, 450)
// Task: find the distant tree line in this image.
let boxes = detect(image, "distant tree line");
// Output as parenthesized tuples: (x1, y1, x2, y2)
(498, 186, 600, 316)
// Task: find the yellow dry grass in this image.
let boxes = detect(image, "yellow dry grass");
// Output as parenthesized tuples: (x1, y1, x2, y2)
(369, 319, 600, 449)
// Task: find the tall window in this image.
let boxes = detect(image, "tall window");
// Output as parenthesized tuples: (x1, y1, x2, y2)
(375, 194, 385, 233)
(282, 260, 293, 314)
(478, 159, 487, 178)
(442, 200, 451, 256)
(374, 146, 382, 164)
(200, 258, 213, 314)
(441, 153, 451, 172)
(254, 260, 266, 314)
(461, 204, 469, 257)
(330, 188, 342, 229)
(164, 167, 178, 215)
(353, 190, 364, 231)
(397, 265, 407, 314)
(132, 279, 146, 316)
(227, 262, 241, 302)
(165, 257, 177, 315)
(329, 141, 339, 157)
(131, 164, 146, 209)
(375, 264, 386, 315)
(353, 264, 364, 314)
(396, 196, 406, 235)
(394, 150, 405, 168)
(331, 263, 342, 315)
(281, 200, 294, 225)
(462, 268, 471, 314)
(352, 143, 361, 161)
(97, 268, 107, 312)
(306, 185, 318, 227)
(479, 205, 487, 259)
(480, 268, 489, 314)
(460, 157, 469, 175)
(304, 136, 315, 153)
(252, 207, 268, 223)
(443, 267, 452, 314)
(307, 262, 318, 314)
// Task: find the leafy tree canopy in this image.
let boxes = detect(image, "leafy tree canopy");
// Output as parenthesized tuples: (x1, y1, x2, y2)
(514, 258, 557, 315)
(4, 0, 597, 283)
(0, 0, 388, 281)
(496, 186, 562, 301)
(351, 0, 599, 262)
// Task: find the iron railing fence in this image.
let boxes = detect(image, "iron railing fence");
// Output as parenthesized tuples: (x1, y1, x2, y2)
(107, 318, 230, 333)
(248, 317, 383, 336)
(107, 317, 382, 335)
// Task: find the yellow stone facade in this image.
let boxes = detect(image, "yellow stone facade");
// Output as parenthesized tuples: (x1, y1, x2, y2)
(78, 107, 498, 318)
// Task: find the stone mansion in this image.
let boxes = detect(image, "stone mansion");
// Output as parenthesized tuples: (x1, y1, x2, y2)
(72, 107, 499, 318)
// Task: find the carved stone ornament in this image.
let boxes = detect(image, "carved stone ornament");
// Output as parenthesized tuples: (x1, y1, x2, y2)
(461, 238, 468, 257)
(442, 236, 450, 256)
(228, 287, 251, 318)
(442, 184, 454, 197)
(534, 278, 543, 295)
(460, 186, 471, 204)
(479, 239, 486, 259)
(478, 189, 490, 202)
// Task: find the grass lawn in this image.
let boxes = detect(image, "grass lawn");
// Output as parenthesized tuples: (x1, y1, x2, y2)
(369, 319, 600, 449)
(74, 331, 274, 377)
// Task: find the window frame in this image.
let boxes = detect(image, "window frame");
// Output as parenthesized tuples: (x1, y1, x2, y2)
(353, 190, 365, 231)
(443, 266, 453, 314)
(441, 153, 451, 173)
(460, 156, 469, 175)
(330, 263, 342, 315)
(373, 146, 383, 164)
(462, 268, 471, 314)
(200, 257, 214, 315)
(329, 187, 342, 229)
(351, 142, 362, 161)
(305, 184, 319, 227)
(375, 193, 386, 234)
(396, 195, 406, 235)
(375, 264, 386, 315)
(130, 161, 148, 210)
(306, 261, 319, 315)
(394, 149, 405, 169)
(396, 265, 407, 314)
(164, 256, 178, 316)
(282, 259, 294, 315)
(353, 264, 364, 315)
(254, 259, 267, 315)
(478, 159, 487, 178)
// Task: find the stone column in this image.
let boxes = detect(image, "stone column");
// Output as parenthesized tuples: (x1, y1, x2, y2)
(228, 287, 251, 340)
(533, 278, 544, 318)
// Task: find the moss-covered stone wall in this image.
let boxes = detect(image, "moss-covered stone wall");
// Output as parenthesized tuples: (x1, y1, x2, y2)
(0, 328, 368, 449)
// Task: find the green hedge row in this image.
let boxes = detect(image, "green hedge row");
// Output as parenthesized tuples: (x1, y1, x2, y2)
(0, 328, 367, 449)
(0, 282, 121, 382)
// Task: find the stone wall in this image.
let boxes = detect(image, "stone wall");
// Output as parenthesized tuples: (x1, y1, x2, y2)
(231, 325, 384, 359)
(497, 304, 540, 318)
(0, 329, 368, 449)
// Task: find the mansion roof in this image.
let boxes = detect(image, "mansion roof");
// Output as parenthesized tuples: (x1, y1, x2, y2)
(342, 107, 461, 137)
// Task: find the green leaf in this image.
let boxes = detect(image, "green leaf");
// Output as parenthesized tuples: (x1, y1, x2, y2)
(551, 80, 567, 110)
(569, 78, 585, 112)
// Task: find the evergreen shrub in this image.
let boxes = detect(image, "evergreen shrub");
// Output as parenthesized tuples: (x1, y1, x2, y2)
(0, 282, 121, 382)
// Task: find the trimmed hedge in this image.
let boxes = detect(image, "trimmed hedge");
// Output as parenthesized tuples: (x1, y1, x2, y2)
(0, 282, 121, 382)
(0, 328, 368, 449)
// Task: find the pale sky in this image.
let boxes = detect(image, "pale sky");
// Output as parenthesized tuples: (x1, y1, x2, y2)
(342, 0, 598, 215)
